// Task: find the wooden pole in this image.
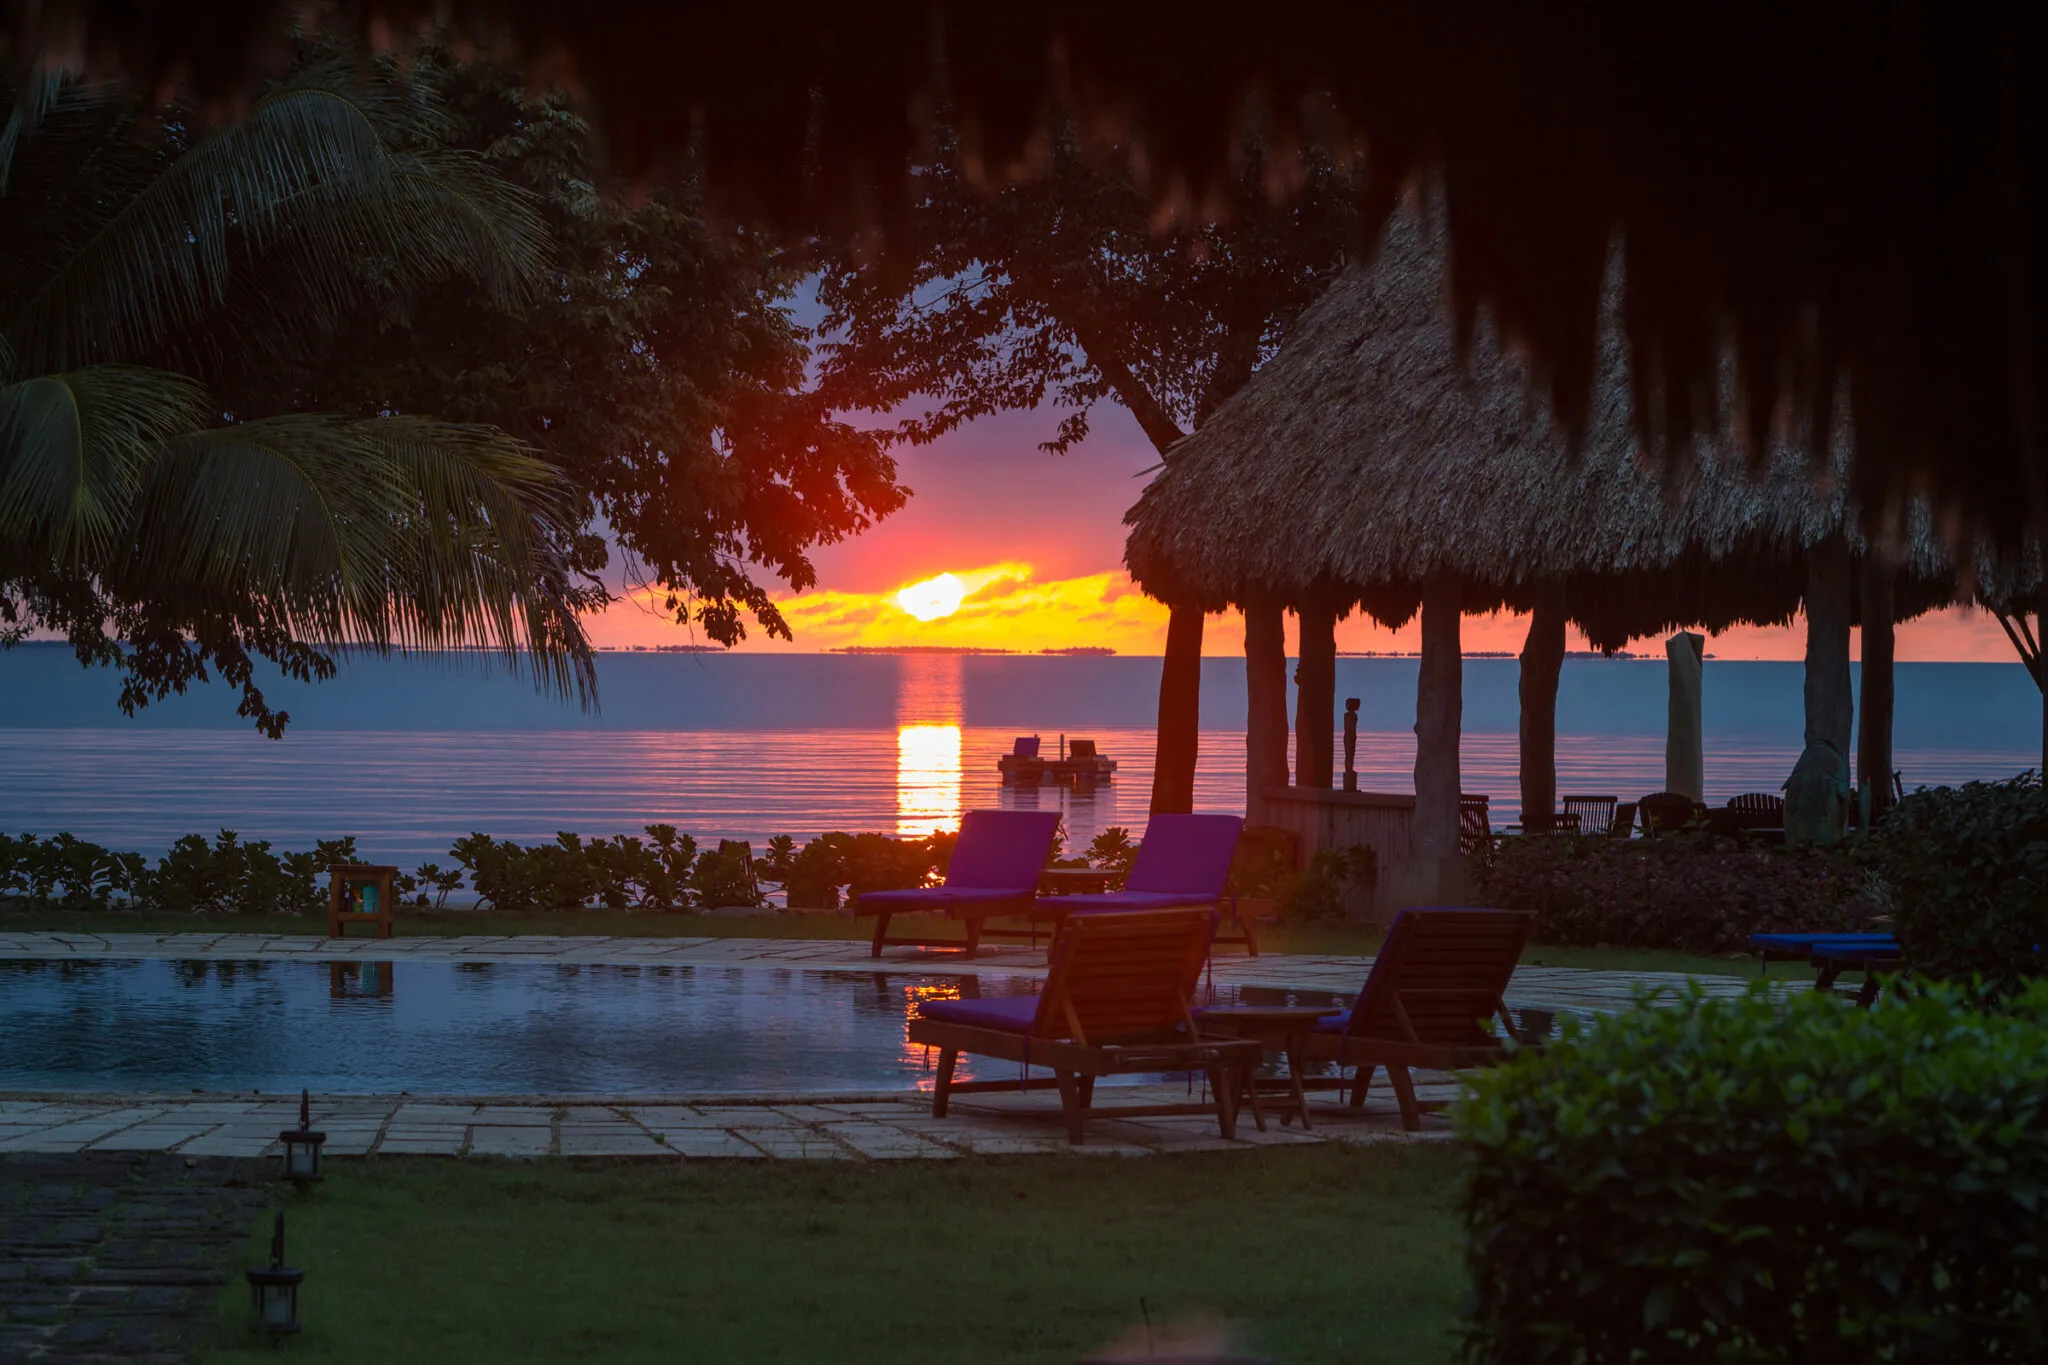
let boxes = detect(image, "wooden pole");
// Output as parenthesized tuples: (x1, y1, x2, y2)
(1804, 536, 1856, 757)
(1149, 602, 1204, 815)
(1244, 588, 1291, 824)
(1295, 597, 1338, 789)
(1517, 580, 1566, 828)
(1413, 573, 1464, 860)
(1857, 555, 1897, 815)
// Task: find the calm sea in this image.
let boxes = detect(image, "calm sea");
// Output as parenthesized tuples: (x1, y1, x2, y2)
(0, 645, 2036, 862)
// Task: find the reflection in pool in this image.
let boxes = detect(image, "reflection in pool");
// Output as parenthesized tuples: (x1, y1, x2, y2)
(0, 959, 1326, 1096)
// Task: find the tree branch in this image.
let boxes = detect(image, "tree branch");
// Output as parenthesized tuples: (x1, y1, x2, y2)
(1058, 310, 1187, 456)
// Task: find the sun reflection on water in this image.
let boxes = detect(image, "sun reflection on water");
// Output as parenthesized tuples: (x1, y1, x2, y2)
(896, 725, 962, 837)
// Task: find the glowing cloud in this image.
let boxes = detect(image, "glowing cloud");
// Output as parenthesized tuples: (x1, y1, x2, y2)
(895, 573, 968, 621)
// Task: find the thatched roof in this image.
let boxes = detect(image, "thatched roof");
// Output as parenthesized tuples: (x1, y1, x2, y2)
(38, 3, 2043, 550)
(1123, 203, 2003, 651)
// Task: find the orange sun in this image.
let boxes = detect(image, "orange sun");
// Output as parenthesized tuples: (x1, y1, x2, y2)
(896, 572, 967, 621)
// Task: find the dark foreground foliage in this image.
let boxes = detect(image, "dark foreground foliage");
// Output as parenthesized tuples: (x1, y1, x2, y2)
(1459, 984, 2048, 1362)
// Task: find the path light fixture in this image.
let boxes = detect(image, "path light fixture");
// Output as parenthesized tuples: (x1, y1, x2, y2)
(278, 1089, 326, 1189)
(246, 1211, 304, 1335)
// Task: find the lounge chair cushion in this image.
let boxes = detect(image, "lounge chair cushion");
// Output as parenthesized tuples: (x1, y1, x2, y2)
(1311, 1010, 1353, 1034)
(1750, 932, 1898, 951)
(943, 810, 1064, 890)
(916, 994, 1041, 1032)
(1050, 891, 1222, 913)
(1123, 813, 1245, 897)
(856, 886, 1036, 912)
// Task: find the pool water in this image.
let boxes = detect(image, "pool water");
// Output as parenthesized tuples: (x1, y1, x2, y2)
(0, 959, 1315, 1096)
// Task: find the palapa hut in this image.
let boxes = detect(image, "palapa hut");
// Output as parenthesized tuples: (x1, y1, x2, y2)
(1125, 203, 1967, 908)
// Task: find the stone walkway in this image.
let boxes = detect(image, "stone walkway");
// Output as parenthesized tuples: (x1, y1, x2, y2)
(0, 1152, 265, 1363)
(0, 1085, 1455, 1161)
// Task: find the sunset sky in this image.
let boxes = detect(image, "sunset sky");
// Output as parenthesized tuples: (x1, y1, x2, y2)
(582, 395, 2021, 663)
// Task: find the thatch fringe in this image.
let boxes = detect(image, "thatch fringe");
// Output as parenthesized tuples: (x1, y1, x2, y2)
(1124, 201, 2026, 651)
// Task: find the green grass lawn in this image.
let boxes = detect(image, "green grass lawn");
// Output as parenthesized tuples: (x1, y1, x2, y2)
(3, 905, 1758, 976)
(205, 1145, 1466, 1365)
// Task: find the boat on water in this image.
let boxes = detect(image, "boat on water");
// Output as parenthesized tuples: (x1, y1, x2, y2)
(996, 734, 1118, 785)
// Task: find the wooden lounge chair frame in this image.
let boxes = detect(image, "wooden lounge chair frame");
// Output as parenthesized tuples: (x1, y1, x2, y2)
(1560, 794, 1618, 836)
(1300, 908, 1533, 1132)
(905, 909, 1265, 1144)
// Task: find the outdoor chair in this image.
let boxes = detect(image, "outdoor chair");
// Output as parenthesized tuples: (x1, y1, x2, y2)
(1725, 792, 1786, 830)
(1560, 794, 1618, 836)
(854, 809, 1061, 957)
(1011, 735, 1041, 758)
(1068, 738, 1098, 760)
(1809, 937, 1907, 1006)
(1298, 907, 1533, 1131)
(1748, 931, 1900, 977)
(1030, 812, 1245, 932)
(1637, 791, 1703, 836)
(1607, 801, 1638, 837)
(1458, 794, 1492, 855)
(907, 908, 1264, 1144)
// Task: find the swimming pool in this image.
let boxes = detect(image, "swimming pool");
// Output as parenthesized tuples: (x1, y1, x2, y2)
(0, 959, 1318, 1095)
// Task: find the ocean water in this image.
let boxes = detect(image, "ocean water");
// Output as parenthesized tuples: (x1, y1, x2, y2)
(0, 645, 2036, 861)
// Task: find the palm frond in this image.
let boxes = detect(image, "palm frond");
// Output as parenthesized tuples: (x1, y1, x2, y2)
(124, 415, 592, 702)
(0, 365, 206, 565)
(0, 62, 75, 194)
(4, 63, 547, 373)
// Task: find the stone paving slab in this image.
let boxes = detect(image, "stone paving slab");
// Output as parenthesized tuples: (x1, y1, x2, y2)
(0, 1152, 266, 1364)
(0, 1086, 1449, 1161)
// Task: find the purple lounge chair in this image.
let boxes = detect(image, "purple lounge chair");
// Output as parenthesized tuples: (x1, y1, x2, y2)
(1032, 813, 1244, 917)
(854, 809, 1061, 957)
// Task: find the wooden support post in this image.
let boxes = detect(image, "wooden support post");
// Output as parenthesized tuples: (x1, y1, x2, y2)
(1150, 602, 1204, 816)
(1804, 536, 1856, 758)
(1413, 574, 1463, 861)
(1244, 588, 1291, 824)
(1295, 597, 1337, 789)
(1857, 555, 1897, 816)
(1518, 581, 1566, 828)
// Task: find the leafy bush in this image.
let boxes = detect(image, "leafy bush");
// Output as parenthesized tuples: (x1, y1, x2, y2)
(1085, 827, 1137, 879)
(1459, 983, 2048, 1361)
(450, 827, 699, 911)
(689, 845, 761, 908)
(1280, 844, 1376, 921)
(1478, 832, 1882, 954)
(1863, 772, 2048, 995)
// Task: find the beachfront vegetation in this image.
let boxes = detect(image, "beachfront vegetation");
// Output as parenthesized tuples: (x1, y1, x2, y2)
(1460, 982, 2048, 1359)
(223, 49, 906, 648)
(207, 1144, 1463, 1365)
(0, 56, 595, 736)
(1867, 772, 2048, 996)
(1479, 831, 1885, 955)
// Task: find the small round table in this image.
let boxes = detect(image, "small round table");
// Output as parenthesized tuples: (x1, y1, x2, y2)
(1194, 1004, 1344, 1131)
(1036, 867, 1120, 895)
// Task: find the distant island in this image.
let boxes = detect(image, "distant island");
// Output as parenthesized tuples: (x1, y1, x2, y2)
(834, 646, 1016, 654)
(1338, 649, 1643, 660)
(1041, 646, 1114, 655)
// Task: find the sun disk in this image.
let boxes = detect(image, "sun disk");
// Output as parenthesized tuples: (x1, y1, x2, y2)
(896, 573, 967, 621)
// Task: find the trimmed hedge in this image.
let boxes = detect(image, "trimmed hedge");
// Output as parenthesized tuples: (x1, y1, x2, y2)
(1458, 984, 2048, 1361)
(1477, 832, 1883, 954)
(1863, 772, 2048, 995)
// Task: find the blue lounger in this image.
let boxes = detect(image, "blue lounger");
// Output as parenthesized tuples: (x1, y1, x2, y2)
(1810, 938, 1906, 1005)
(853, 809, 1061, 957)
(1750, 931, 1899, 975)
(1032, 813, 1245, 921)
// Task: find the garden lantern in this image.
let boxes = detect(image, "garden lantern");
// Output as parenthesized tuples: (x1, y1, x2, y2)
(246, 1212, 304, 1334)
(278, 1089, 326, 1189)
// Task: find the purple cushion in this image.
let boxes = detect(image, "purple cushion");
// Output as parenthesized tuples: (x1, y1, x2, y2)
(916, 994, 1041, 1032)
(855, 886, 1034, 912)
(1050, 891, 1221, 913)
(1124, 814, 1244, 898)
(1311, 1010, 1353, 1034)
(943, 810, 1063, 890)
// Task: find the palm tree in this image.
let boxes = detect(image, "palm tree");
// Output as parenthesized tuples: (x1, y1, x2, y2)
(0, 56, 594, 734)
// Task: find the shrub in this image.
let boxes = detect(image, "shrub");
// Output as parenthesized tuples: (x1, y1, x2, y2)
(1280, 844, 1376, 921)
(689, 845, 761, 907)
(1086, 827, 1137, 879)
(1459, 983, 2048, 1361)
(1863, 772, 2048, 996)
(1478, 832, 1882, 954)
